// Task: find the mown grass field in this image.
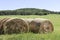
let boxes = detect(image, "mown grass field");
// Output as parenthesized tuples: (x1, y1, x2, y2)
(0, 14, 60, 40)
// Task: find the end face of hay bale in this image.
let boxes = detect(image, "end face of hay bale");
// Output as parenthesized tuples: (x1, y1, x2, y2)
(3, 18, 29, 34)
(39, 20, 54, 33)
(0, 18, 10, 34)
(29, 18, 54, 33)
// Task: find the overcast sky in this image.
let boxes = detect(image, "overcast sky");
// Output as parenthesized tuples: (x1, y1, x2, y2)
(0, 0, 60, 11)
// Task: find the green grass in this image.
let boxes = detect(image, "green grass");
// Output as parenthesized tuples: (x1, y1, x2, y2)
(0, 14, 60, 40)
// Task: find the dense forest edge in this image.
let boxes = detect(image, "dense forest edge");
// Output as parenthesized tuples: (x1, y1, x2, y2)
(0, 8, 60, 15)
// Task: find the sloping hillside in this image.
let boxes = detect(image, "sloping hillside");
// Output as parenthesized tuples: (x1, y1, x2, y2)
(0, 8, 60, 15)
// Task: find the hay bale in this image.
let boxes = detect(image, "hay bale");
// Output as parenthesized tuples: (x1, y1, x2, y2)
(22, 18, 34, 32)
(29, 18, 54, 33)
(3, 18, 29, 34)
(0, 18, 10, 34)
(22, 18, 33, 25)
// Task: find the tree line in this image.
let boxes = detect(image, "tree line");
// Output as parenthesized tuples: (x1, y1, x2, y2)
(0, 8, 60, 15)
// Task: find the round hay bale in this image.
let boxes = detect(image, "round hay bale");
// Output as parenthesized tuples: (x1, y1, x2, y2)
(29, 18, 54, 33)
(3, 18, 29, 34)
(0, 18, 10, 34)
(22, 18, 34, 32)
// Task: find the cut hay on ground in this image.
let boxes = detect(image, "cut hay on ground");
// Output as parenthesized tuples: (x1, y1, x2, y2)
(29, 18, 54, 33)
(3, 18, 29, 34)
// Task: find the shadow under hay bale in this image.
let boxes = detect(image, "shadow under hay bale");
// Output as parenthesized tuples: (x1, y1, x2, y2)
(0, 18, 10, 34)
(3, 18, 29, 34)
(29, 18, 54, 33)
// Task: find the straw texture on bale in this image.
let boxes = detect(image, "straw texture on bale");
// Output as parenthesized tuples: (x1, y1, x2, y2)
(29, 18, 54, 33)
(22, 18, 34, 32)
(0, 18, 10, 34)
(3, 18, 29, 34)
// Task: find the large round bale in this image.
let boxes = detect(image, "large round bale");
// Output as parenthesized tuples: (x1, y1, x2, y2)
(0, 18, 10, 34)
(3, 18, 29, 34)
(29, 18, 54, 33)
(22, 18, 34, 32)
